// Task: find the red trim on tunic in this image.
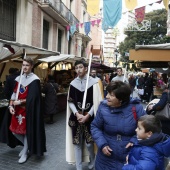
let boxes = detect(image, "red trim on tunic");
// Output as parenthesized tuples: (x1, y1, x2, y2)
(9, 82, 28, 134)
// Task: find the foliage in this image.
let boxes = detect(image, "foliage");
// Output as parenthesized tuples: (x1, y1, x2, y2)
(118, 9, 170, 63)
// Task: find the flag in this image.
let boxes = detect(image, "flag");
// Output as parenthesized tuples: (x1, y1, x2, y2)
(102, 0, 122, 32)
(84, 22, 91, 35)
(163, 0, 169, 10)
(135, 6, 145, 23)
(70, 25, 76, 35)
(125, 0, 138, 10)
(87, 0, 100, 16)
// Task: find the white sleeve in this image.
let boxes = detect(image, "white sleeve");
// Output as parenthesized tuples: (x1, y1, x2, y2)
(11, 92, 16, 100)
(68, 102, 78, 115)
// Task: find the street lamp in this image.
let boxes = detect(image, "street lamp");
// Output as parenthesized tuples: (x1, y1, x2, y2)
(114, 48, 119, 68)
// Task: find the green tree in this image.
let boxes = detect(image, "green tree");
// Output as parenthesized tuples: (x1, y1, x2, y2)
(119, 9, 170, 62)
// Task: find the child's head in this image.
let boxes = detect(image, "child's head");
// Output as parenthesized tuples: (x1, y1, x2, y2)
(136, 115, 162, 140)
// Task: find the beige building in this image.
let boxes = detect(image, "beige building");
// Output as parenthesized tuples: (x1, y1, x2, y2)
(0, 0, 91, 57)
(0, 0, 91, 81)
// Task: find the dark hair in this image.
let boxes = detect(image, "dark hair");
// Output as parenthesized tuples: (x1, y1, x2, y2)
(9, 68, 19, 74)
(138, 115, 162, 133)
(106, 81, 131, 102)
(48, 75, 54, 82)
(74, 59, 88, 67)
(23, 57, 34, 66)
(116, 67, 122, 71)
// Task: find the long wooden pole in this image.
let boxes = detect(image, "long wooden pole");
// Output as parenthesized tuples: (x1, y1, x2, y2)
(82, 53, 92, 112)
(123, 63, 127, 82)
(15, 52, 26, 100)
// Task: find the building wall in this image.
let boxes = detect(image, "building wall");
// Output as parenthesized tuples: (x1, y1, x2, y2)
(32, 0, 42, 47)
(16, 0, 33, 44)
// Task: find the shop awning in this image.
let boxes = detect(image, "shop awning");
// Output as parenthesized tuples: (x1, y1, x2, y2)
(0, 39, 60, 63)
(129, 43, 170, 61)
(38, 54, 76, 63)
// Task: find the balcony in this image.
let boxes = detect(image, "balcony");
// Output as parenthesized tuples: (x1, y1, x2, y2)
(38, 0, 79, 26)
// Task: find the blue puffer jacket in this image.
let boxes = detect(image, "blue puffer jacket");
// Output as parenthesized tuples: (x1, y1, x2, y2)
(122, 133, 170, 170)
(91, 98, 146, 170)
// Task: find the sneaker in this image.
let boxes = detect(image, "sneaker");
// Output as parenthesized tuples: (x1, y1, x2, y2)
(18, 149, 24, 157)
(18, 154, 28, 164)
(88, 157, 95, 170)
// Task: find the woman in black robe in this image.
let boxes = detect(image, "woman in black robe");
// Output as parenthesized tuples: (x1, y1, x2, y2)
(42, 75, 59, 124)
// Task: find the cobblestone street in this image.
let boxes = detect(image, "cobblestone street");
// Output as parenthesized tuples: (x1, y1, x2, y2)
(0, 92, 152, 170)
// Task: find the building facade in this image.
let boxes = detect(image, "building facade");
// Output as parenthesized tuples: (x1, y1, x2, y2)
(0, 0, 91, 57)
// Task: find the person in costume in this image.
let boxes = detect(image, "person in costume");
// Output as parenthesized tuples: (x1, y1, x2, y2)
(8, 57, 46, 163)
(66, 59, 103, 170)
(91, 81, 146, 170)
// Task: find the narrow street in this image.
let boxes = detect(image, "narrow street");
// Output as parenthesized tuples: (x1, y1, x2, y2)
(0, 91, 146, 170)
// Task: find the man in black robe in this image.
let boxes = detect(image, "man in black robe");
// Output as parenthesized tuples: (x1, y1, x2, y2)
(0, 57, 46, 163)
(66, 59, 103, 170)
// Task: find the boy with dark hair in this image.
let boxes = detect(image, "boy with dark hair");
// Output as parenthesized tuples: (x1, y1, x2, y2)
(66, 59, 103, 170)
(123, 115, 170, 170)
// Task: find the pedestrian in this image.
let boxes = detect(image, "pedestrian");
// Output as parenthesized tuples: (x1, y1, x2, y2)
(128, 73, 136, 97)
(122, 115, 170, 170)
(42, 74, 59, 124)
(66, 59, 103, 170)
(90, 68, 100, 80)
(111, 67, 129, 83)
(91, 81, 146, 170)
(4, 68, 19, 100)
(0, 57, 46, 164)
(143, 73, 154, 103)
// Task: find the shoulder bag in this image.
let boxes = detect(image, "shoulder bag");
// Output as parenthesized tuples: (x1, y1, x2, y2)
(147, 92, 170, 121)
(155, 102, 170, 121)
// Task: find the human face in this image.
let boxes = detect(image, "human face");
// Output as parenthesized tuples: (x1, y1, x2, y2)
(91, 70, 97, 78)
(136, 121, 152, 140)
(22, 61, 33, 75)
(106, 92, 121, 107)
(117, 69, 122, 76)
(75, 64, 87, 78)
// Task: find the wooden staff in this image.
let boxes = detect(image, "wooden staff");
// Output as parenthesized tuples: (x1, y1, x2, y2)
(15, 52, 26, 100)
(123, 63, 127, 83)
(82, 53, 92, 114)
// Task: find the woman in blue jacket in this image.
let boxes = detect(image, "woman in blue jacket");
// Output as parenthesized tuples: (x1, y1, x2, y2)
(122, 115, 170, 170)
(91, 81, 146, 170)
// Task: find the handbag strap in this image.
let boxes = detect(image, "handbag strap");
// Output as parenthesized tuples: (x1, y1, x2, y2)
(167, 90, 170, 103)
(50, 83, 57, 95)
(132, 106, 137, 121)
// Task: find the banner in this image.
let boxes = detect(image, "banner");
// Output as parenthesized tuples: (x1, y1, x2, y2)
(102, 0, 122, 32)
(135, 6, 145, 23)
(87, 0, 100, 16)
(125, 0, 138, 10)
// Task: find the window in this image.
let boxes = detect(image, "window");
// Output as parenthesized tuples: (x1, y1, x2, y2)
(0, 0, 16, 41)
(42, 19, 49, 49)
(68, 36, 71, 54)
(70, 0, 73, 10)
(58, 29, 62, 53)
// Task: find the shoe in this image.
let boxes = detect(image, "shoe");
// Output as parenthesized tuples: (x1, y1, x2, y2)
(46, 120, 54, 124)
(18, 149, 24, 157)
(88, 157, 95, 169)
(18, 154, 28, 164)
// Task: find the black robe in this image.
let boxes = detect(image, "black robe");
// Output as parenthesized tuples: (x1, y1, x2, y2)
(0, 79, 46, 156)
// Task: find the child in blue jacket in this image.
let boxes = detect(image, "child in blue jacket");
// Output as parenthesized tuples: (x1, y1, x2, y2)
(122, 115, 170, 170)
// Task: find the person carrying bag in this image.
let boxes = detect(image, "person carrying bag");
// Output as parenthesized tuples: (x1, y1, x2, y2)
(146, 88, 170, 135)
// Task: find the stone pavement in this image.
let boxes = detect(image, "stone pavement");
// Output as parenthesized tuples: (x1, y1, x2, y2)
(0, 110, 91, 170)
(0, 91, 145, 170)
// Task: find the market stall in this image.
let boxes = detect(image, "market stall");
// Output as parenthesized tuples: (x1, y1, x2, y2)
(0, 39, 60, 119)
(39, 54, 80, 112)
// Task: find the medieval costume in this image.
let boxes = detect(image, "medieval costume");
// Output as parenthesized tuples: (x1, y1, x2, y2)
(0, 73, 46, 156)
(66, 75, 103, 169)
